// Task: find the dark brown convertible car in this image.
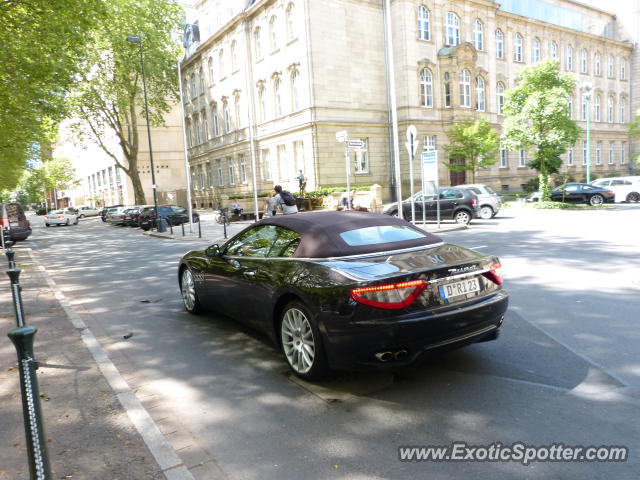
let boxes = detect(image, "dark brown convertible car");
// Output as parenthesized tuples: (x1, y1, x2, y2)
(178, 211, 508, 379)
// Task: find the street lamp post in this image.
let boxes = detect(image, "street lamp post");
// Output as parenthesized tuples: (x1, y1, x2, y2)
(127, 35, 160, 231)
(583, 83, 592, 183)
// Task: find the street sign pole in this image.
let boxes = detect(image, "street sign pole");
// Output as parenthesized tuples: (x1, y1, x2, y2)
(422, 149, 439, 229)
(345, 142, 351, 210)
(420, 155, 426, 226)
(405, 126, 418, 224)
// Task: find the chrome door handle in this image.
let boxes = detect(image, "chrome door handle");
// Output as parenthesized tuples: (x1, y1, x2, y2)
(243, 270, 256, 277)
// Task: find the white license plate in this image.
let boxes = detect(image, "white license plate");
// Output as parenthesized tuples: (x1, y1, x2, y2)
(438, 277, 480, 300)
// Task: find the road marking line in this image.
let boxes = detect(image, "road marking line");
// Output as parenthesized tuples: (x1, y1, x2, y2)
(27, 248, 195, 480)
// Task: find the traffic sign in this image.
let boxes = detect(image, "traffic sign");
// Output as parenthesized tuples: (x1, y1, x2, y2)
(347, 140, 365, 149)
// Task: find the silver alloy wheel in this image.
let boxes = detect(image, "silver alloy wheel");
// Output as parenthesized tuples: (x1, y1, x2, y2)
(590, 194, 603, 206)
(281, 307, 315, 374)
(181, 269, 197, 311)
(479, 205, 493, 220)
(626, 192, 640, 203)
(454, 210, 471, 224)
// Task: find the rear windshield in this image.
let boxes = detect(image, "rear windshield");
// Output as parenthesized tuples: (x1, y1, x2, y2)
(339, 225, 426, 246)
(466, 187, 482, 195)
(50, 210, 64, 214)
(484, 186, 496, 194)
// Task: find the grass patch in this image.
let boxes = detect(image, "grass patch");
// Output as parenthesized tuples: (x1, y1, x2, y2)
(532, 201, 614, 210)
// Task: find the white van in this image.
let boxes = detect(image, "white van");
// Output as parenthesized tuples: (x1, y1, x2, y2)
(590, 176, 640, 203)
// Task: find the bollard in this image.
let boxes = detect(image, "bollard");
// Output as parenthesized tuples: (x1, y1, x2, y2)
(7, 268, 26, 328)
(5, 239, 16, 269)
(181, 222, 185, 236)
(222, 212, 227, 239)
(198, 219, 202, 238)
(169, 222, 173, 235)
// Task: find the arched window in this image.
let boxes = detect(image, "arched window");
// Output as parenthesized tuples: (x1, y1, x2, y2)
(269, 16, 278, 51)
(208, 57, 214, 85)
(223, 99, 231, 133)
(182, 80, 188, 103)
(257, 85, 266, 122)
(218, 49, 225, 77)
(580, 49, 588, 73)
(254, 27, 262, 59)
(198, 67, 205, 94)
(620, 97, 626, 123)
(607, 96, 614, 122)
(459, 69, 471, 107)
(273, 77, 282, 117)
(445, 12, 460, 46)
(193, 114, 201, 144)
(620, 59, 626, 80)
(581, 96, 588, 121)
(234, 94, 241, 128)
(567, 97, 573, 119)
(201, 110, 209, 141)
(473, 19, 483, 50)
(532, 38, 541, 63)
(476, 77, 485, 111)
(230, 41, 237, 71)
(444, 72, 451, 107)
(417, 6, 430, 41)
(594, 53, 601, 76)
(286, 3, 295, 41)
(594, 95, 601, 122)
(496, 82, 505, 114)
(185, 120, 192, 147)
(190, 74, 196, 99)
(514, 33, 523, 62)
(290, 70, 300, 111)
(211, 103, 220, 136)
(607, 55, 614, 77)
(550, 41, 558, 59)
(495, 29, 504, 59)
(419, 68, 433, 107)
(566, 45, 573, 71)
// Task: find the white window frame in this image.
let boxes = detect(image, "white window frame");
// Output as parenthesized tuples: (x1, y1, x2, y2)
(580, 49, 588, 74)
(423, 135, 437, 151)
(476, 76, 485, 111)
(212, 104, 220, 137)
(620, 98, 626, 123)
(566, 46, 573, 71)
(239, 155, 247, 184)
(532, 38, 541, 63)
(595, 141, 602, 165)
(262, 149, 272, 180)
(257, 85, 266, 122)
(445, 12, 460, 46)
(473, 19, 483, 51)
(567, 148, 574, 166)
(607, 56, 614, 77)
(208, 57, 214, 85)
(234, 95, 241, 129)
(621, 142, 626, 164)
(582, 140, 588, 165)
(495, 29, 504, 59)
(459, 69, 471, 107)
(254, 27, 262, 59)
(227, 157, 235, 185)
(353, 139, 369, 174)
(608, 142, 614, 165)
(223, 100, 231, 133)
(269, 16, 278, 51)
(273, 77, 282, 117)
(620, 59, 626, 80)
(497, 82, 505, 114)
(499, 142, 508, 168)
(201, 109, 209, 141)
(514, 33, 523, 62)
(607, 96, 613, 123)
(568, 97, 573, 119)
(230, 40, 237, 71)
(594, 95, 601, 122)
(291, 70, 300, 111)
(216, 159, 224, 186)
(594, 53, 601, 76)
(219, 49, 225, 77)
(286, 3, 295, 41)
(550, 41, 558, 59)
(417, 6, 430, 41)
(420, 68, 433, 107)
(518, 149, 526, 167)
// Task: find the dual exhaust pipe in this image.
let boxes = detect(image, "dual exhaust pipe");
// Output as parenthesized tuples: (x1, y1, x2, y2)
(374, 349, 408, 362)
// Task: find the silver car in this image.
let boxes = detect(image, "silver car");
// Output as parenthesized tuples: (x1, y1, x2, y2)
(44, 208, 79, 226)
(456, 184, 502, 219)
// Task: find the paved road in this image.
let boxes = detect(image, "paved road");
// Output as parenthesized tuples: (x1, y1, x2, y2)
(20, 207, 640, 479)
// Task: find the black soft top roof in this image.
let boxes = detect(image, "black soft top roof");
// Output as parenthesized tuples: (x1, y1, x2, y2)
(255, 211, 442, 258)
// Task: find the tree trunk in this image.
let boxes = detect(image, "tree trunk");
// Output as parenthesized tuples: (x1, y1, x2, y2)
(130, 170, 146, 205)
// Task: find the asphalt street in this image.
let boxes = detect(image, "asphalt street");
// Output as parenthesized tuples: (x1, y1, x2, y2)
(17, 206, 640, 479)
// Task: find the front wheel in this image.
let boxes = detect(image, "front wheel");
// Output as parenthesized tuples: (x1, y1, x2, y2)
(478, 205, 494, 220)
(626, 192, 640, 203)
(589, 194, 604, 206)
(66, 219, 70, 226)
(74, 217, 79, 225)
(180, 268, 203, 314)
(280, 301, 329, 380)
(45, 223, 50, 228)
(454, 210, 471, 225)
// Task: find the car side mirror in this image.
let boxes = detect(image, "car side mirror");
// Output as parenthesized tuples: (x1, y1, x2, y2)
(206, 244, 221, 257)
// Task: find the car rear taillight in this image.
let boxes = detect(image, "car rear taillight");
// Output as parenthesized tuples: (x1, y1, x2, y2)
(350, 279, 428, 310)
(43, 216, 49, 220)
(149, 213, 157, 218)
(482, 263, 503, 286)
(120, 215, 126, 219)
(57, 215, 64, 219)
(1, 218, 7, 227)
(472, 198, 477, 207)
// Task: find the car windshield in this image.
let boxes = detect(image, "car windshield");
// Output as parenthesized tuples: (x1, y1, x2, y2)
(49, 210, 64, 214)
(340, 225, 426, 246)
(466, 187, 482, 195)
(484, 186, 496, 194)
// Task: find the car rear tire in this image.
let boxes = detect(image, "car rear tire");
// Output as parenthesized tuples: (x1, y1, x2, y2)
(279, 301, 329, 380)
(626, 192, 640, 203)
(45, 223, 50, 228)
(66, 219, 70, 226)
(140, 223, 151, 231)
(454, 210, 471, 225)
(180, 268, 203, 314)
(74, 218, 79, 225)
(589, 194, 604, 206)
(478, 205, 494, 220)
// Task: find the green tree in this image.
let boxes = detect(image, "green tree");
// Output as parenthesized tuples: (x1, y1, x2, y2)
(502, 60, 580, 199)
(443, 118, 500, 184)
(0, 0, 105, 190)
(68, 0, 184, 204)
(19, 158, 80, 208)
(627, 115, 640, 167)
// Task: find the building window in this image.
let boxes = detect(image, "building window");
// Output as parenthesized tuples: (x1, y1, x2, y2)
(182, 80, 188, 103)
(445, 12, 460, 46)
(293, 141, 305, 174)
(254, 27, 262, 59)
(476, 76, 485, 111)
(239, 155, 247, 184)
(495, 29, 504, 59)
(201, 109, 209, 141)
(499, 142, 508, 168)
(594, 95, 600, 122)
(291, 70, 300, 111)
(277, 145, 287, 180)
(198, 67, 205, 94)
(223, 99, 231, 133)
(269, 16, 278, 51)
(417, 6, 430, 41)
(459, 69, 470, 107)
(193, 114, 201, 144)
(566, 46, 573, 71)
(227, 157, 235, 185)
(580, 49, 588, 73)
(230, 40, 237, 71)
(286, 3, 295, 41)
(353, 139, 369, 174)
(216, 159, 224, 186)
(608, 142, 614, 164)
(257, 85, 266, 122)
(234, 95, 241, 128)
(444, 72, 451, 107)
(594, 53, 601, 76)
(211, 104, 220, 137)
(532, 38, 541, 63)
(550, 41, 558, 59)
(568, 97, 573, 119)
(513, 33, 523, 62)
(607, 56, 614, 77)
(607, 96, 613, 123)
(208, 57, 214, 84)
(518, 149, 526, 167)
(582, 140, 587, 165)
(567, 148, 574, 166)
(218, 49, 225, 77)
(473, 19, 483, 50)
(620, 98, 626, 123)
(423, 135, 437, 150)
(620, 59, 626, 80)
(190, 74, 196, 99)
(496, 82, 505, 114)
(581, 96, 587, 121)
(595, 141, 602, 165)
(273, 76, 282, 116)
(262, 149, 272, 180)
(420, 68, 433, 107)
(621, 142, 626, 164)
(185, 120, 192, 147)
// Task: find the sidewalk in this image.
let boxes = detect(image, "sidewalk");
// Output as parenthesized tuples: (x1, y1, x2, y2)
(0, 248, 165, 479)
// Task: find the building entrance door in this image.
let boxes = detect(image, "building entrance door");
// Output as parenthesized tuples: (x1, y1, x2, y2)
(449, 158, 467, 185)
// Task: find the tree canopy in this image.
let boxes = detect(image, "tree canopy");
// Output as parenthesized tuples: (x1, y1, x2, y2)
(502, 60, 580, 198)
(443, 118, 499, 184)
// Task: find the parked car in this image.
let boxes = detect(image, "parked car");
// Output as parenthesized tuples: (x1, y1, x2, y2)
(590, 177, 640, 203)
(1, 202, 32, 242)
(101, 204, 124, 222)
(106, 206, 132, 226)
(44, 208, 79, 226)
(550, 183, 615, 205)
(122, 205, 151, 227)
(178, 211, 507, 379)
(77, 206, 101, 218)
(526, 191, 541, 202)
(382, 187, 478, 225)
(455, 183, 502, 219)
(138, 205, 200, 231)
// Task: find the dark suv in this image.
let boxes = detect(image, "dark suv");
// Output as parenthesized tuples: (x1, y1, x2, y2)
(382, 187, 478, 224)
(1, 202, 32, 243)
(138, 205, 199, 231)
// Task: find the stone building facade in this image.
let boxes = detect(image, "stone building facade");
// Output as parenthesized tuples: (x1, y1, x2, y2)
(181, 0, 636, 207)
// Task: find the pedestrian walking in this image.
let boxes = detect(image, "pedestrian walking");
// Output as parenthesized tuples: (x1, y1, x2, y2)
(264, 192, 278, 217)
(274, 185, 298, 215)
